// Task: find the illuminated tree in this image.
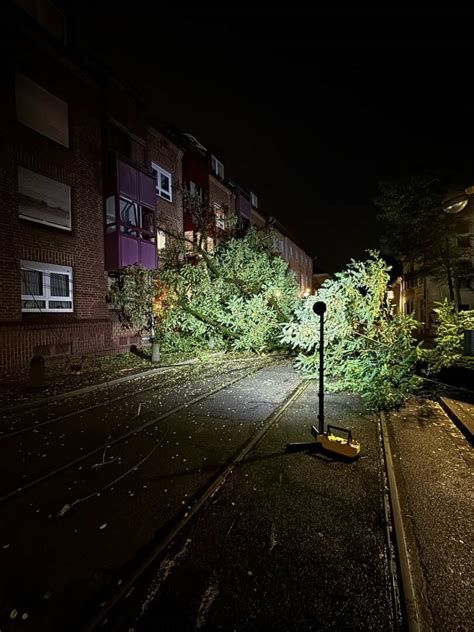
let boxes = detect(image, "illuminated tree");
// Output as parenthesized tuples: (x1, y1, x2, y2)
(282, 252, 421, 410)
(108, 229, 300, 354)
(421, 299, 474, 373)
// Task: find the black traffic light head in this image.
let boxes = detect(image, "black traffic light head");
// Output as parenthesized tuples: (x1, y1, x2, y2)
(313, 301, 326, 316)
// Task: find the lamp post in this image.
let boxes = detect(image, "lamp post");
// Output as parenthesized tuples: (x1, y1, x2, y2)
(441, 187, 473, 308)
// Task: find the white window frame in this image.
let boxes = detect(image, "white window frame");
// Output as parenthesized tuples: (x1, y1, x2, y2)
(214, 203, 225, 230)
(250, 192, 258, 208)
(151, 162, 172, 202)
(211, 156, 224, 179)
(21, 260, 73, 313)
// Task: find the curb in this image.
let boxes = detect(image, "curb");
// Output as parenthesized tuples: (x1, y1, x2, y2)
(438, 397, 474, 444)
(380, 411, 422, 632)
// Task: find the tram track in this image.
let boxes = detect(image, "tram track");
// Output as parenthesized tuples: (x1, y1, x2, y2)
(0, 358, 274, 505)
(0, 358, 268, 441)
(79, 378, 310, 632)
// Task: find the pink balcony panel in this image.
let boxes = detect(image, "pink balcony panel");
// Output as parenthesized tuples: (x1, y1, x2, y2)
(139, 170, 155, 208)
(118, 159, 138, 200)
(120, 235, 140, 267)
(140, 240, 157, 269)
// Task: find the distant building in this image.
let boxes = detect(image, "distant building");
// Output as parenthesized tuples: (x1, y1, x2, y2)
(209, 156, 235, 248)
(391, 202, 474, 334)
(313, 266, 334, 292)
(248, 209, 313, 296)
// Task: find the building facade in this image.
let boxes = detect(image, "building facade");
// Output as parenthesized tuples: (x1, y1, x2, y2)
(391, 202, 474, 334)
(148, 126, 183, 263)
(0, 2, 315, 372)
(0, 3, 168, 372)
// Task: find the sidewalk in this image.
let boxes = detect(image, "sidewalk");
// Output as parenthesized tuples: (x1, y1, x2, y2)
(439, 397, 474, 443)
(386, 398, 473, 632)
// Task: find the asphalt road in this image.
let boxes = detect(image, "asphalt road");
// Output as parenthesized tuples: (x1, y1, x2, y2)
(110, 382, 396, 632)
(1, 358, 307, 630)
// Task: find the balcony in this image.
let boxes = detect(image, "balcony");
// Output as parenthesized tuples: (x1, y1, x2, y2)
(104, 156, 157, 271)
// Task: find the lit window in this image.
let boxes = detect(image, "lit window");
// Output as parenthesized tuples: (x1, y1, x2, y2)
(157, 229, 167, 251)
(16, 73, 69, 147)
(21, 261, 73, 312)
(184, 230, 194, 252)
(18, 166, 71, 230)
(152, 163, 172, 202)
(119, 197, 138, 236)
(211, 156, 224, 179)
(207, 236, 214, 252)
(214, 203, 225, 230)
(189, 181, 203, 200)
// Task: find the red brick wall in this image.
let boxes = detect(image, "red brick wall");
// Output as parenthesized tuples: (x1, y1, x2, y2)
(0, 320, 140, 374)
(148, 127, 183, 237)
(0, 19, 139, 372)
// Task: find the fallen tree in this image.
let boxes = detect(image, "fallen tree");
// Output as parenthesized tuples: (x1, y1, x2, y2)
(281, 252, 421, 410)
(108, 228, 300, 354)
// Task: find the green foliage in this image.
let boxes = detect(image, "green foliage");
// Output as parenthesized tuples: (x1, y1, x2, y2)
(282, 252, 421, 410)
(421, 300, 474, 373)
(107, 264, 154, 334)
(120, 229, 301, 354)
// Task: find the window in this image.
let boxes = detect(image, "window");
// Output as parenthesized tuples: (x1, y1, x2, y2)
(21, 261, 73, 312)
(157, 229, 167, 251)
(184, 230, 194, 252)
(119, 197, 139, 235)
(16, 73, 69, 146)
(18, 167, 71, 230)
(206, 236, 214, 253)
(151, 163, 172, 201)
(214, 203, 225, 230)
(141, 208, 155, 241)
(188, 181, 203, 200)
(117, 197, 155, 241)
(458, 219, 471, 234)
(211, 156, 224, 179)
(109, 124, 146, 168)
(251, 192, 258, 208)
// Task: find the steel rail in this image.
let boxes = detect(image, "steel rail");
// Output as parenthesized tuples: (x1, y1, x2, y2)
(0, 358, 265, 441)
(0, 359, 274, 505)
(80, 378, 310, 632)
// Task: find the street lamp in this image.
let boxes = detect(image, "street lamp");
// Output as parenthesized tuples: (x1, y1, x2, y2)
(442, 186, 473, 214)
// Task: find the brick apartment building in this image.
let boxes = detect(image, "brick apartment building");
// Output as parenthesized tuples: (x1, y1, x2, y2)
(0, 2, 183, 372)
(249, 206, 314, 295)
(0, 2, 314, 373)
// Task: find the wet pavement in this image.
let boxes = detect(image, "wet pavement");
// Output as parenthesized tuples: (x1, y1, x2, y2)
(0, 358, 304, 630)
(387, 399, 474, 632)
(109, 383, 396, 632)
(3, 354, 470, 631)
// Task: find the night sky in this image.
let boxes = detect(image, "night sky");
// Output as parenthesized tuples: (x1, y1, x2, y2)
(66, 4, 474, 271)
